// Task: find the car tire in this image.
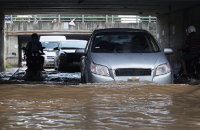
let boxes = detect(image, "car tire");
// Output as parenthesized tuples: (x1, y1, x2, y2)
(58, 67, 62, 71)
(54, 63, 58, 70)
(81, 74, 86, 83)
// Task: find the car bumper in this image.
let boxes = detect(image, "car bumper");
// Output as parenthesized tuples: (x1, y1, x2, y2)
(153, 72, 174, 84)
(43, 59, 54, 67)
(88, 72, 173, 84)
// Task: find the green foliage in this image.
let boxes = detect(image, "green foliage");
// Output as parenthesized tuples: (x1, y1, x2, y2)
(21, 43, 27, 48)
(13, 15, 34, 23)
(6, 64, 12, 68)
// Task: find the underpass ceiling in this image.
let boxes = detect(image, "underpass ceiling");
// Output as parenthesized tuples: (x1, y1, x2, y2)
(0, 0, 200, 15)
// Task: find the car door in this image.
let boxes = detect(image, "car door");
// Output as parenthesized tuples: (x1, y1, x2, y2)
(81, 37, 92, 78)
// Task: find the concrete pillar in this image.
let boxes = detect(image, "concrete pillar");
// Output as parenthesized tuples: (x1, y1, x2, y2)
(34, 15, 37, 23)
(58, 15, 60, 23)
(11, 15, 13, 23)
(106, 15, 108, 23)
(112, 15, 114, 23)
(5, 35, 19, 67)
(82, 15, 84, 23)
(0, 12, 5, 72)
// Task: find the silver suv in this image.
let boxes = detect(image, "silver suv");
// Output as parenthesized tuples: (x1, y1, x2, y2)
(40, 36, 66, 67)
(76, 28, 174, 84)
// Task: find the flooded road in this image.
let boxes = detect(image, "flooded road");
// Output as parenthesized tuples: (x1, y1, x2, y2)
(1, 67, 82, 85)
(1, 67, 200, 129)
(1, 82, 200, 129)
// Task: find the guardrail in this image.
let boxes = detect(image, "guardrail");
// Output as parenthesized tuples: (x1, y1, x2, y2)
(5, 15, 156, 23)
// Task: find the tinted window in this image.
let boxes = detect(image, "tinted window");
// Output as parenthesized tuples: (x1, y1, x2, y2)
(41, 42, 59, 51)
(92, 32, 160, 53)
(61, 41, 87, 49)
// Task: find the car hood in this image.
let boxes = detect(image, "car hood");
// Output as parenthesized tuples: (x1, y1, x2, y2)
(61, 49, 76, 53)
(91, 52, 164, 69)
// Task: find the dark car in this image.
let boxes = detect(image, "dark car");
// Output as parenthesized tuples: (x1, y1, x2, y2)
(54, 40, 87, 70)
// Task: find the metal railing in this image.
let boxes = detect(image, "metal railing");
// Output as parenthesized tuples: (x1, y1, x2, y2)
(5, 15, 156, 23)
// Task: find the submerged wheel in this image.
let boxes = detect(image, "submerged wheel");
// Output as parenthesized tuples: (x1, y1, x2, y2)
(54, 65, 58, 70)
(81, 74, 86, 83)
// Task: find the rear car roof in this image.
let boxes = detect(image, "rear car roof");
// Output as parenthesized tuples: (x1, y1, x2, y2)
(61, 40, 87, 42)
(94, 28, 148, 33)
(40, 36, 66, 42)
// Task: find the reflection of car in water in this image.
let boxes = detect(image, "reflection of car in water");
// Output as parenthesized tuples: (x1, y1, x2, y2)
(76, 28, 174, 84)
(39, 36, 66, 67)
(54, 40, 87, 70)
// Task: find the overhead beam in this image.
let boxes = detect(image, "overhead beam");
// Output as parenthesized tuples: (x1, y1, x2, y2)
(0, 0, 200, 15)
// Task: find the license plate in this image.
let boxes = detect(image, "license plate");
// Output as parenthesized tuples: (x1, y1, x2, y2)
(128, 77, 140, 82)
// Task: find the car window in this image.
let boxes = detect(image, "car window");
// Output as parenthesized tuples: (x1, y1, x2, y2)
(92, 32, 160, 53)
(61, 41, 87, 49)
(41, 42, 59, 51)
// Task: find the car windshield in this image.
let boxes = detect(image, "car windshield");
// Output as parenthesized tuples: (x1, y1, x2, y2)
(61, 41, 87, 49)
(41, 42, 59, 51)
(92, 32, 160, 53)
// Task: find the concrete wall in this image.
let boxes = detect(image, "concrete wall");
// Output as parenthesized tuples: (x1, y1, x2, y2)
(157, 5, 200, 73)
(0, 13, 5, 72)
(6, 22, 156, 36)
(5, 36, 18, 67)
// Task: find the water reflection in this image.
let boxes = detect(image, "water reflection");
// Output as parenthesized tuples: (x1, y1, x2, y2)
(0, 83, 200, 129)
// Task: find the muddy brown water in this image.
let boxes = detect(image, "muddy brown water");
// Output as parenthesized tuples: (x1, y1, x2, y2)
(0, 82, 200, 129)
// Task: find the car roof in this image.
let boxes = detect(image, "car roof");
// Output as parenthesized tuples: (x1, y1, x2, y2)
(61, 39, 87, 42)
(94, 28, 148, 33)
(39, 36, 66, 41)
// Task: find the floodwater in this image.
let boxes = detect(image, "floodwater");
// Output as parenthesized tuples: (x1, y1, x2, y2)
(1, 82, 200, 130)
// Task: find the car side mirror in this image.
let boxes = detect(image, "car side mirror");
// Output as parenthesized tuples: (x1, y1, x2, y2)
(54, 47, 59, 50)
(75, 48, 86, 55)
(164, 48, 173, 55)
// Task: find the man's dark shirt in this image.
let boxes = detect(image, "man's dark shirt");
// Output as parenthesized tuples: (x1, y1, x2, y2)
(26, 41, 42, 54)
(186, 35, 200, 56)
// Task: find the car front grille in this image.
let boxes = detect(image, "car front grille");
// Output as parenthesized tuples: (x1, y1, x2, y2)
(49, 61, 54, 64)
(115, 68, 151, 76)
(47, 56, 54, 59)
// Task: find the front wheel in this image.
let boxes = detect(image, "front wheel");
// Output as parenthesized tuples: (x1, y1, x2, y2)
(54, 64, 58, 70)
(81, 74, 86, 83)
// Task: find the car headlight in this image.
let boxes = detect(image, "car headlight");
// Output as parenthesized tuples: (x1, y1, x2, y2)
(156, 63, 171, 76)
(91, 62, 110, 76)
